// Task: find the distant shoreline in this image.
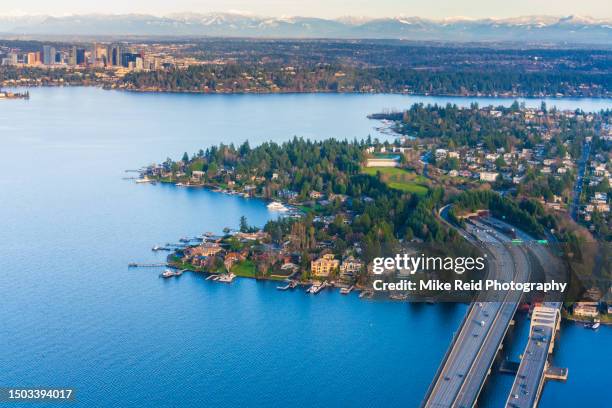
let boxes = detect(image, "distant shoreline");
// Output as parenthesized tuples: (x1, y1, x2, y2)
(4, 83, 612, 100)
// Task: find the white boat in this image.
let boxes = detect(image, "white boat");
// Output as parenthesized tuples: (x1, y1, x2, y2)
(135, 177, 152, 184)
(160, 269, 176, 278)
(592, 321, 601, 329)
(267, 202, 289, 211)
(217, 273, 236, 283)
(308, 281, 328, 294)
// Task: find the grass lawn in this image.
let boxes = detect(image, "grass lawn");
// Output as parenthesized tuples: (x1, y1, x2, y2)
(386, 181, 429, 195)
(231, 260, 257, 278)
(361, 166, 429, 196)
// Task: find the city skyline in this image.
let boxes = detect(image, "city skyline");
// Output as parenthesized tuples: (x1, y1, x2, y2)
(1, 0, 611, 19)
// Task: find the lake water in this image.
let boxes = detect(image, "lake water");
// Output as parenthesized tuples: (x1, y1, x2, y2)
(1, 87, 610, 407)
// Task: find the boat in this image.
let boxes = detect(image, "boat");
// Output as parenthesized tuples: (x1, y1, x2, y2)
(160, 269, 177, 278)
(267, 201, 289, 211)
(592, 319, 601, 329)
(135, 177, 152, 184)
(308, 281, 328, 294)
(217, 273, 236, 283)
(389, 293, 408, 301)
(340, 285, 354, 295)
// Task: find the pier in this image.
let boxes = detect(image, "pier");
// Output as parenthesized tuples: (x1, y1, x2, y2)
(277, 280, 299, 291)
(128, 262, 168, 268)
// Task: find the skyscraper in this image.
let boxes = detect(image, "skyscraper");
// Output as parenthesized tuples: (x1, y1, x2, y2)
(108, 45, 122, 66)
(76, 48, 86, 65)
(42, 45, 55, 65)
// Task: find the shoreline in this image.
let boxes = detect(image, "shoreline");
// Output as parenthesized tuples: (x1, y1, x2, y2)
(3, 83, 612, 100)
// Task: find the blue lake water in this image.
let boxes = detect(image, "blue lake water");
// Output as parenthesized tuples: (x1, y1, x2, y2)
(1, 87, 610, 407)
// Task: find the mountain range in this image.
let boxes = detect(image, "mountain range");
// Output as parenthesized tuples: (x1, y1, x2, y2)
(0, 13, 610, 43)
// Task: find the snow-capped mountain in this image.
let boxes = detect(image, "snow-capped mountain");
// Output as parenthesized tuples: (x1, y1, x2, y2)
(0, 12, 610, 43)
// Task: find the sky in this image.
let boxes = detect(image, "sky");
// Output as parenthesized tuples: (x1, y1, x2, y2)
(1, 0, 611, 19)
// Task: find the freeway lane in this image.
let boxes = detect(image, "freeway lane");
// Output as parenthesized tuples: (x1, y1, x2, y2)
(485, 218, 566, 408)
(506, 303, 560, 408)
(423, 219, 531, 408)
(453, 221, 531, 408)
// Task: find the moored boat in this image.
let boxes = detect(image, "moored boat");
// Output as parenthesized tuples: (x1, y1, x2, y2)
(267, 201, 289, 211)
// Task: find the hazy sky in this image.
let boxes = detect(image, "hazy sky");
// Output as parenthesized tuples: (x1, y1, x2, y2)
(2, 0, 611, 19)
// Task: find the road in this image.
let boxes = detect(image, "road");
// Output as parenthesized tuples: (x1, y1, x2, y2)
(569, 140, 591, 221)
(501, 220, 565, 408)
(505, 301, 561, 408)
(423, 217, 531, 408)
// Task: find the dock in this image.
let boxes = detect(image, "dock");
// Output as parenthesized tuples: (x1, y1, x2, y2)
(217, 273, 236, 283)
(129, 262, 168, 268)
(277, 280, 299, 291)
(307, 280, 329, 294)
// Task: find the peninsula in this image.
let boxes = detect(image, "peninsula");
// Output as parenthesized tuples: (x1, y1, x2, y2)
(138, 102, 611, 319)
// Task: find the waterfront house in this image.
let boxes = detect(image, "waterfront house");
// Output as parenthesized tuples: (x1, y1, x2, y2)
(191, 170, 206, 181)
(573, 302, 599, 318)
(235, 231, 269, 241)
(224, 252, 245, 271)
(311, 254, 340, 277)
(280, 262, 299, 274)
(279, 189, 298, 200)
(340, 256, 363, 277)
(185, 243, 224, 258)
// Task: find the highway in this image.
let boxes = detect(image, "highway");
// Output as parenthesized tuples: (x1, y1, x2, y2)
(505, 302, 561, 408)
(569, 140, 591, 221)
(423, 217, 531, 408)
(503, 221, 565, 408)
(484, 218, 566, 408)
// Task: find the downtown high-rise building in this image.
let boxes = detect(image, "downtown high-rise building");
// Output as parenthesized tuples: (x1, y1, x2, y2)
(108, 45, 122, 66)
(42, 45, 56, 65)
